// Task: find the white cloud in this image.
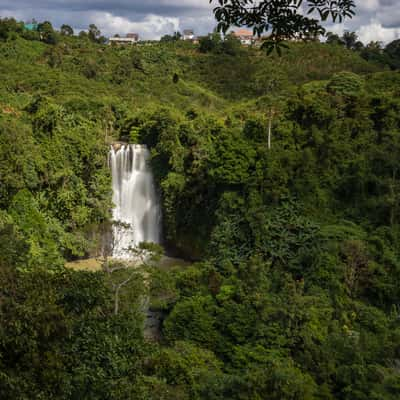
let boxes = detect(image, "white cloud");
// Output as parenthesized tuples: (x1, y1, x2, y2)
(2, 0, 400, 43)
(357, 20, 400, 43)
(357, 0, 380, 12)
(90, 12, 180, 39)
(156, 0, 212, 9)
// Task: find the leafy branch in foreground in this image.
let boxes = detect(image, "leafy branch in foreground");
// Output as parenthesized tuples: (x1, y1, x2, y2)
(210, 0, 356, 53)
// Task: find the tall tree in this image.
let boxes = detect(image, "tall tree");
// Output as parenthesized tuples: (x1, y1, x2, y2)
(88, 23, 101, 42)
(37, 20, 58, 44)
(60, 24, 73, 36)
(325, 31, 344, 46)
(385, 39, 400, 69)
(210, 0, 356, 52)
(342, 31, 363, 50)
(0, 17, 23, 40)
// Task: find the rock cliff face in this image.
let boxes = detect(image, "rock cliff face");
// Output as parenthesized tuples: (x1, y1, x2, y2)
(111, 142, 123, 152)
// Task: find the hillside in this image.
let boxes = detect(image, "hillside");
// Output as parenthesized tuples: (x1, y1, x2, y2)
(1, 29, 400, 400)
(0, 36, 382, 107)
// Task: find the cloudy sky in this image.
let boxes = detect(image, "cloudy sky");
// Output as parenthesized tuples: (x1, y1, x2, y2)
(0, 0, 399, 43)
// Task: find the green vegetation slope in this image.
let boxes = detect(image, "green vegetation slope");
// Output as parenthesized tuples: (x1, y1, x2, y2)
(1, 22, 400, 400)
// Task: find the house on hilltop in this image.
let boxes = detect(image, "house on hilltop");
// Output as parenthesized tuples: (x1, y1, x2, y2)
(109, 33, 139, 45)
(24, 22, 38, 31)
(126, 33, 139, 41)
(232, 29, 255, 45)
(183, 29, 195, 41)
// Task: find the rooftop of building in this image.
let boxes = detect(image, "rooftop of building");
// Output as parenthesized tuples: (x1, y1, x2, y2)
(232, 29, 254, 37)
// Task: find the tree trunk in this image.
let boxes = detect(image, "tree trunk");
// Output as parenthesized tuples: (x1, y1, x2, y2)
(268, 117, 272, 150)
(267, 108, 275, 150)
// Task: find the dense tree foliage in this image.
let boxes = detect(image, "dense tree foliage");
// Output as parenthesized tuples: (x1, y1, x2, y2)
(211, 0, 356, 52)
(385, 39, 400, 69)
(0, 17, 400, 400)
(60, 24, 74, 36)
(324, 30, 400, 69)
(160, 31, 182, 42)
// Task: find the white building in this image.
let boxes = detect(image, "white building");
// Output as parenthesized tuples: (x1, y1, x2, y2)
(232, 29, 255, 45)
(183, 29, 195, 41)
(109, 33, 139, 45)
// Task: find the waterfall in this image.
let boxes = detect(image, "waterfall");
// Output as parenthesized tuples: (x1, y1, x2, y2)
(109, 144, 161, 259)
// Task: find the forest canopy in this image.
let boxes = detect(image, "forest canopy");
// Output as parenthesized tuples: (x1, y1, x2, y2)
(0, 15, 400, 400)
(211, 0, 356, 51)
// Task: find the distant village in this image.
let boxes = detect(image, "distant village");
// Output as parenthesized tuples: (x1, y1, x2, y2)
(108, 29, 265, 46)
(22, 20, 260, 45)
(21, 20, 310, 47)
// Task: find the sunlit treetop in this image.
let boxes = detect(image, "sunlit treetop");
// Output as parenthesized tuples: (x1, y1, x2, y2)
(210, 0, 356, 53)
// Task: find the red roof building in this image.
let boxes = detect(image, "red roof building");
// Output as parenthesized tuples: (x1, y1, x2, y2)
(232, 29, 255, 45)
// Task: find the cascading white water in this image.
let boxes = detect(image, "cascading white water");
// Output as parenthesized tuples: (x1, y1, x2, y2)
(109, 144, 161, 258)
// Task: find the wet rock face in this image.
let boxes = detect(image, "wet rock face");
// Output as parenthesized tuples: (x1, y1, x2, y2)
(144, 309, 163, 341)
(111, 142, 124, 152)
